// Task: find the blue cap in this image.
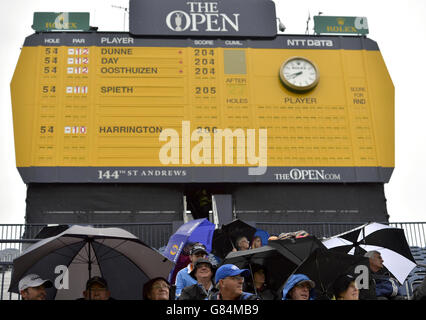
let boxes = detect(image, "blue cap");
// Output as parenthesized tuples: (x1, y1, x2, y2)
(215, 264, 250, 283)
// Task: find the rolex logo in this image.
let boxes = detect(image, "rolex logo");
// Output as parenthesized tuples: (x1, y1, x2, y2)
(337, 18, 345, 25)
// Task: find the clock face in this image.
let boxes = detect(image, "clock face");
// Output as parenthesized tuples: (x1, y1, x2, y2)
(280, 57, 320, 92)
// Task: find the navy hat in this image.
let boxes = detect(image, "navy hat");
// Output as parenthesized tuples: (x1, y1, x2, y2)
(86, 276, 108, 289)
(190, 243, 208, 256)
(332, 274, 356, 298)
(215, 264, 250, 283)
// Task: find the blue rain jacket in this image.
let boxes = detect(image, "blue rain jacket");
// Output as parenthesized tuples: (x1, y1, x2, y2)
(282, 274, 316, 300)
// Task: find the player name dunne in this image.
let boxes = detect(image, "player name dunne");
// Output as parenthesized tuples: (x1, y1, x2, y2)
(101, 48, 133, 55)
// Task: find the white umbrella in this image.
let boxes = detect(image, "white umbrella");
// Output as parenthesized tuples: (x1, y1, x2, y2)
(8, 225, 174, 299)
(322, 222, 417, 284)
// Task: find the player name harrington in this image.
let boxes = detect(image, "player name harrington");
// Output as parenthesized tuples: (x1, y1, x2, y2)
(99, 126, 163, 134)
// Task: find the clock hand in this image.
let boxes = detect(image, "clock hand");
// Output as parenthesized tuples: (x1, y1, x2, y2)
(288, 71, 303, 79)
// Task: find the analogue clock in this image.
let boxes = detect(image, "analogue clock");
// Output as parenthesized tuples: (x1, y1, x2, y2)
(279, 57, 320, 92)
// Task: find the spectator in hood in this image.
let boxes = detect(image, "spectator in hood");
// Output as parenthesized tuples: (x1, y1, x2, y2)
(282, 274, 316, 300)
(251, 229, 269, 248)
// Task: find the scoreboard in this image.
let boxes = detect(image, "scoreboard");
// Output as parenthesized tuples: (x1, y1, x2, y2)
(11, 32, 394, 183)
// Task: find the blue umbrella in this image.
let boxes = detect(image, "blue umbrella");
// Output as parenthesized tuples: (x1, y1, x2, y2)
(163, 218, 215, 264)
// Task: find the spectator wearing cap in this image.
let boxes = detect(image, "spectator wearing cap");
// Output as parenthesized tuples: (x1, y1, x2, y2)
(208, 264, 259, 300)
(282, 274, 316, 300)
(19, 274, 53, 300)
(82, 276, 113, 300)
(143, 277, 172, 300)
(332, 274, 359, 300)
(175, 242, 208, 299)
(179, 258, 218, 300)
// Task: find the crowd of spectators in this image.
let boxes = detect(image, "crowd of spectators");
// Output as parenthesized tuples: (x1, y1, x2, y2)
(17, 233, 426, 301)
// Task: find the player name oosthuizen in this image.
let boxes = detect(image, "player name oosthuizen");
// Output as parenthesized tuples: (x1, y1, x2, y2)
(100, 67, 158, 74)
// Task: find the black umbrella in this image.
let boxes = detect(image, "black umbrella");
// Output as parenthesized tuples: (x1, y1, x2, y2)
(9, 225, 174, 300)
(322, 222, 417, 284)
(268, 235, 327, 263)
(212, 219, 257, 259)
(222, 245, 300, 293)
(35, 225, 70, 239)
(290, 247, 370, 299)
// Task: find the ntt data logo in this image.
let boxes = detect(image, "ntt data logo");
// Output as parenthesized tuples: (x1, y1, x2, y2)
(274, 169, 342, 181)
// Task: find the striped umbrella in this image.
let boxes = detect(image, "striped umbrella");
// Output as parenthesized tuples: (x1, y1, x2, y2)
(322, 222, 417, 284)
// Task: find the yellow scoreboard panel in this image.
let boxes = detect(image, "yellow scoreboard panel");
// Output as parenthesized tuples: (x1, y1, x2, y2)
(11, 33, 394, 183)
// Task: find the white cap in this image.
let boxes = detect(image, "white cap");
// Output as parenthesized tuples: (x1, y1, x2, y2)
(18, 274, 53, 291)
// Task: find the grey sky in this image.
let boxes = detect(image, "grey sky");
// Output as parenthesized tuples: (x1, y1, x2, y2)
(0, 0, 425, 223)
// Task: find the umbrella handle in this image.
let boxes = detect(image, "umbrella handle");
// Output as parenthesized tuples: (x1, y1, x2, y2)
(88, 238, 94, 281)
(88, 242, 92, 280)
(229, 237, 236, 250)
(248, 263, 258, 297)
(361, 226, 366, 245)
